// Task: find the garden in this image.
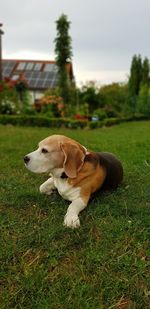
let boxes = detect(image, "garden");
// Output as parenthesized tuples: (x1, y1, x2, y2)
(0, 54, 150, 131)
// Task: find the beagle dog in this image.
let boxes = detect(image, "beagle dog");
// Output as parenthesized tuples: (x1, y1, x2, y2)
(24, 135, 123, 228)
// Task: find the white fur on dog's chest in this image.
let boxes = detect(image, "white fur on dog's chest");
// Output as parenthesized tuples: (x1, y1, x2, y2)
(53, 177, 80, 201)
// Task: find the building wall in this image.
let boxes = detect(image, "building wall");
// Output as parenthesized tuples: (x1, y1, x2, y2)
(29, 90, 44, 104)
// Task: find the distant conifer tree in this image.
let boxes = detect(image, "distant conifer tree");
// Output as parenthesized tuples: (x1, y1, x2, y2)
(54, 14, 73, 107)
(127, 54, 143, 113)
(128, 54, 142, 97)
(141, 57, 149, 86)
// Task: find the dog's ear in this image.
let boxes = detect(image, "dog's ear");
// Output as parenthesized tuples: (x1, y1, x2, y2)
(60, 142, 86, 178)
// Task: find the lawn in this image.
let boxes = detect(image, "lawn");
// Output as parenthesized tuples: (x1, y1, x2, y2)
(0, 121, 150, 309)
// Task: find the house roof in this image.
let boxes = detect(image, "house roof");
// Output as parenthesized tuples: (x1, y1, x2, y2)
(2, 59, 74, 90)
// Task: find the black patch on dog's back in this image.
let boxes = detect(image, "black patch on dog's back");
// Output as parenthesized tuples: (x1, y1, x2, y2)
(96, 152, 123, 190)
(84, 151, 123, 190)
(84, 152, 98, 168)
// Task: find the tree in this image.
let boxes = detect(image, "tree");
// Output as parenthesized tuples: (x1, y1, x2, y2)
(54, 14, 73, 107)
(127, 55, 150, 114)
(136, 85, 150, 116)
(100, 83, 128, 116)
(128, 54, 143, 97)
(141, 57, 149, 86)
(127, 54, 143, 114)
(79, 81, 101, 114)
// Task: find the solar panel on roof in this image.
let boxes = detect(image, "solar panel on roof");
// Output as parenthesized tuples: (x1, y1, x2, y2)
(2, 61, 7, 66)
(43, 63, 58, 72)
(46, 72, 55, 79)
(35, 80, 41, 88)
(33, 63, 42, 71)
(43, 80, 51, 87)
(2, 62, 9, 68)
(52, 79, 59, 87)
(41, 80, 45, 87)
(28, 78, 58, 88)
(2, 59, 66, 90)
(8, 62, 16, 68)
(25, 62, 34, 70)
(53, 64, 58, 72)
(31, 71, 41, 78)
(39, 71, 49, 78)
(51, 79, 56, 87)
(3, 61, 16, 69)
(24, 72, 32, 79)
(2, 61, 17, 77)
(3, 69, 11, 76)
(28, 79, 37, 88)
(17, 62, 26, 70)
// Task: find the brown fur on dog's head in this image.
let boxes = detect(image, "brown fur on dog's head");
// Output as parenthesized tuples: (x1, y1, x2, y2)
(60, 141, 86, 178)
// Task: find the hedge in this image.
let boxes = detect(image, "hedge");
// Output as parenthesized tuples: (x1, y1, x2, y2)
(0, 115, 88, 129)
(0, 114, 149, 129)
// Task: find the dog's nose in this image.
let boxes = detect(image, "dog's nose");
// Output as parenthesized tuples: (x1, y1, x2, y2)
(24, 156, 30, 164)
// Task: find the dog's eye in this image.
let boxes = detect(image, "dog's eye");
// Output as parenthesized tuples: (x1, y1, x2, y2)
(41, 148, 48, 154)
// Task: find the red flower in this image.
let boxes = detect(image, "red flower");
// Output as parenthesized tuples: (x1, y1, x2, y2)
(4, 77, 11, 83)
(74, 114, 88, 120)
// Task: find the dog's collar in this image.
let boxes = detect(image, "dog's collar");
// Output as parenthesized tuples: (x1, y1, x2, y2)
(60, 172, 68, 179)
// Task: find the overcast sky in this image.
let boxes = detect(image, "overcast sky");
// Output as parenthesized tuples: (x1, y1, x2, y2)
(1, 0, 150, 85)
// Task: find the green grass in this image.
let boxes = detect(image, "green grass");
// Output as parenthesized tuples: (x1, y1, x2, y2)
(0, 122, 150, 309)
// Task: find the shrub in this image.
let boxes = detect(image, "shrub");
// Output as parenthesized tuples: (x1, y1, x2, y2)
(39, 88, 65, 117)
(103, 117, 121, 126)
(41, 104, 56, 117)
(0, 115, 88, 129)
(23, 107, 37, 115)
(0, 114, 149, 130)
(0, 100, 18, 115)
(89, 121, 104, 129)
(0, 80, 20, 114)
(67, 120, 88, 129)
(92, 108, 107, 121)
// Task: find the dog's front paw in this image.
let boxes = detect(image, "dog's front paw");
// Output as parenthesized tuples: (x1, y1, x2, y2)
(64, 212, 80, 228)
(39, 184, 53, 195)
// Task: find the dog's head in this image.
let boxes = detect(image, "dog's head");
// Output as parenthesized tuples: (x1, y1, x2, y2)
(24, 135, 86, 178)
